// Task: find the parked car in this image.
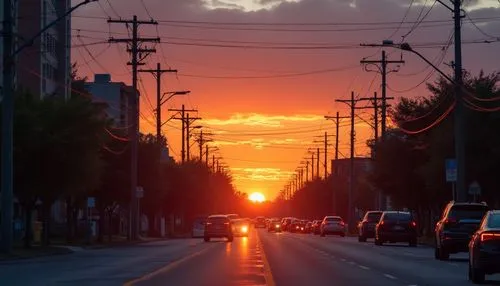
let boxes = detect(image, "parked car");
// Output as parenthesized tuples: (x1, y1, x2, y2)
(374, 211, 417, 247)
(320, 216, 346, 237)
(358, 211, 383, 242)
(468, 210, 500, 284)
(435, 201, 489, 260)
(204, 215, 233, 242)
(192, 216, 207, 238)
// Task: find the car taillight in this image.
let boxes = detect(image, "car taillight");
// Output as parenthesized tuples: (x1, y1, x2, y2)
(481, 233, 500, 242)
(224, 222, 229, 225)
(379, 221, 385, 226)
(410, 221, 416, 227)
(206, 222, 212, 225)
(340, 221, 345, 226)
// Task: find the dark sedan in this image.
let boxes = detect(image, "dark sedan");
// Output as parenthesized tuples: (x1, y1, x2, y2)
(204, 215, 233, 242)
(358, 211, 383, 242)
(469, 210, 500, 284)
(375, 211, 418, 247)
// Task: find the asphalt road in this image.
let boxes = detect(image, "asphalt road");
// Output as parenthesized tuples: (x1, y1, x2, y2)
(2, 229, 500, 286)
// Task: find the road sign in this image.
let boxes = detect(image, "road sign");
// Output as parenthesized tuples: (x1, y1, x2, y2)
(445, 159, 457, 182)
(87, 197, 95, 208)
(468, 181, 481, 196)
(136, 186, 144, 198)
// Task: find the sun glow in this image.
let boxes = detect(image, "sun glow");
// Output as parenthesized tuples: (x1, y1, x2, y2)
(249, 192, 266, 203)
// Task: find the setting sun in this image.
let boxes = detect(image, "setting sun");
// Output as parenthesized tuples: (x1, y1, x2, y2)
(249, 192, 266, 203)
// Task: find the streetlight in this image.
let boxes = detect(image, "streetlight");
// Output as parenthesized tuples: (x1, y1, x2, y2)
(160, 90, 191, 106)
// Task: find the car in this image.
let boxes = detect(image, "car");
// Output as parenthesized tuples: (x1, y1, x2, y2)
(312, 220, 322, 235)
(435, 201, 489, 260)
(374, 211, 417, 247)
(358, 211, 383, 242)
(254, 216, 267, 228)
(290, 219, 305, 233)
(231, 219, 250, 237)
(320, 216, 346, 237)
(226, 214, 240, 221)
(192, 216, 207, 238)
(468, 210, 500, 284)
(268, 219, 282, 232)
(204, 215, 233, 242)
(281, 217, 294, 231)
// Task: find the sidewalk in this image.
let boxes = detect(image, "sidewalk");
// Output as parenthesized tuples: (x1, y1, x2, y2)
(0, 236, 168, 261)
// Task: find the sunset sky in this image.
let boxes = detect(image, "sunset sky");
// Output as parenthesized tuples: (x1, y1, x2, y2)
(72, 0, 500, 200)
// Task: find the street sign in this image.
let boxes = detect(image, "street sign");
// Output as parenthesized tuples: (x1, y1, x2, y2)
(468, 181, 481, 196)
(87, 197, 95, 208)
(445, 159, 457, 182)
(136, 186, 144, 198)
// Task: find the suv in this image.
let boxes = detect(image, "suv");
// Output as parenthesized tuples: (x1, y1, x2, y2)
(374, 211, 417, 246)
(255, 216, 267, 228)
(358, 211, 383, 242)
(204, 215, 233, 242)
(435, 201, 489, 260)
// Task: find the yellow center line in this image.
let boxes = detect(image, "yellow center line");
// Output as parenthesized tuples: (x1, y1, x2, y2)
(123, 243, 216, 286)
(255, 232, 276, 286)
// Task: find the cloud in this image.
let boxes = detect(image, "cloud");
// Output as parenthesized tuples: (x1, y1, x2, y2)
(204, 113, 325, 127)
(231, 167, 294, 181)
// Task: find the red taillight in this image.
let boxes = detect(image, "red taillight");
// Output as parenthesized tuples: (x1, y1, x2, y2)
(411, 221, 417, 227)
(481, 233, 500, 242)
(206, 222, 212, 225)
(340, 221, 345, 226)
(224, 222, 229, 225)
(379, 221, 385, 226)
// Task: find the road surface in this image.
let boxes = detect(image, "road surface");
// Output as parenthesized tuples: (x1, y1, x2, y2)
(1, 229, 500, 285)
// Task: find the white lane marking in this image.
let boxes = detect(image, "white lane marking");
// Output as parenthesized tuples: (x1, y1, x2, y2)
(340, 258, 346, 262)
(383, 274, 397, 280)
(348, 261, 356, 265)
(449, 263, 459, 267)
(408, 285, 418, 286)
(358, 265, 370, 270)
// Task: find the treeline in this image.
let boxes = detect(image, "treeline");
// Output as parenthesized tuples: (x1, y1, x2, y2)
(274, 71, 500, 234)
(2, 73, 242, 248)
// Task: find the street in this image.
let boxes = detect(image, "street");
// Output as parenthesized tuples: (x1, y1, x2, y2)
(2, 229, 500, 286)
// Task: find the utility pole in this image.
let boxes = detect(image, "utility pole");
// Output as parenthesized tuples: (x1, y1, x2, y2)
(360, 50, 404, 138)
(138, 63, 177, 146)
(324, 132, 328, 178)
(316, 148, 320, 179)
(199, 130, 203, 162)
(325, 112, 349, 175)
(1, 0, 14, 253)
(197, 130, 213, 163)
(168, 105, 198, 163)
(311, 152, 315, 180)
(305, 161, 309, 183)
(452, 0, 466, 202)
(212, 154, 216, 171)
(108, 15, 159, 241)
(205, 145, 209, 165)
(186, 113, 191, 161)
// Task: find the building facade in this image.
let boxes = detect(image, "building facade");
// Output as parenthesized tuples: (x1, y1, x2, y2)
(84, 74, 133, 128)
(15, 0, 72, 99)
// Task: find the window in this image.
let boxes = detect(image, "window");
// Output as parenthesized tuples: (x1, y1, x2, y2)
(448, 205, 488, 220)
(383, 212, 412, 222)
(365, 212, 383, 222)
(487, 214, 500, 228)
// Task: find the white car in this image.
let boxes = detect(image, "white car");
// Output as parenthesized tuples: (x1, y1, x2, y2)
(192, 217, 206, 238)
(320, 216, 346, 237)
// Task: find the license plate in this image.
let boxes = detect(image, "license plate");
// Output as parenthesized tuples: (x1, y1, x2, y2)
(393, 226, 404, 230)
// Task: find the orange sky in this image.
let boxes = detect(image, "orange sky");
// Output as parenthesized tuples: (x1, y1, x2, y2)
(72, 0, 500, 200)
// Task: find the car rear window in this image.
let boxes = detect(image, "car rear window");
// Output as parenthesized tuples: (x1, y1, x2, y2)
(193, 218, 206, 225)
(488, 214, 500, 228)
(326, 217, 342, 222)
(383, 212, 412, 221)
(366, 212, 382, 222)
(208, 217, 229, 223)
(448, 205, 488, 220)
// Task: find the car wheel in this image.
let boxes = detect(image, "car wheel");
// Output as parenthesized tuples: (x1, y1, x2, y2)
(340, 233, 345, 237)
(471, 267, 485, 284)
(204, 236, 210, 242)
(375, 237, 382, 246)
(320, 232, 326, 237)
(434, 246, 440, 260)
(227, 236, 234, 242)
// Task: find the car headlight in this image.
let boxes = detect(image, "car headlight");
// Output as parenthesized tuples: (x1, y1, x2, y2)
(275, 224, 280, 228)
(241, 226, 248, 233)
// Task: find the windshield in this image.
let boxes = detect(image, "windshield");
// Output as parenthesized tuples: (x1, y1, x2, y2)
(366, 212, 382, 222)
(449, 205, 488, 220)
(326, 217, 342, 222)
(383, 213, 412, 221)
(488, 214, 500, 228)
